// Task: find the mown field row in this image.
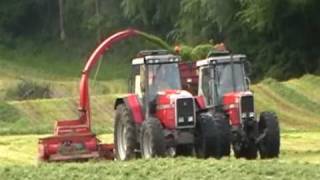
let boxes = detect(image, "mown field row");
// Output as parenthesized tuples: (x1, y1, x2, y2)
(0, 95, 117, 135)
(1, 158, 320, 180)
(0, 132, 319, 180)
(1, 132, 320, 165)
(252, 75, 320, 131)
(0, 75, 319, 135)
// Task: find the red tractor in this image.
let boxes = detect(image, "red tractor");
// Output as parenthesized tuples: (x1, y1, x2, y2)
(113, 50, 229, 159)
(194, 53, 280, 159)
(113, 50, 196, 159)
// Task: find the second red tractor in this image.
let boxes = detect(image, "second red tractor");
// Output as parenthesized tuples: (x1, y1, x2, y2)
(193, 52, 280, 159)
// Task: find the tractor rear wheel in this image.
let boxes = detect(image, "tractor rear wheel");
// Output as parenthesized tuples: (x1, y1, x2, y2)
(114, 104, 138, 160)
(258, 112, 280, 159)
(140, 117, 166, 158)
(195, 113, 230, 159)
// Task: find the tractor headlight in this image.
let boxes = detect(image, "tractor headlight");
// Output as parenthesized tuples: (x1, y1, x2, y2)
(249, 112, 255, 117)
(169, 57, 179, 62)
(188, 116, 194, 122)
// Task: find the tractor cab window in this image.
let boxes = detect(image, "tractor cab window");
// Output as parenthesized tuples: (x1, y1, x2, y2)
(147, 63, 181, 101)
(214, 62, 247, 103)
(131, 65, 141, 95)
(200, 67, 214, 106)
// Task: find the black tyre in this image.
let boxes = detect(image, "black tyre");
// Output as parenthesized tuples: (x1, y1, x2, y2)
(175, 144, 194, 156)
(232, 121, 258, 160)
(218, 114, 231, 157)
(233, 139, 258, 160)
(258, 112, 280, 159)
(195, 113, 230, 159)
(140, 117, 166, 158)
(114, 104, 138, 160)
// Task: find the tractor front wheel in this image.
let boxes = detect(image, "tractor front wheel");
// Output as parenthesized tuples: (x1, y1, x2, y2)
(232, 122, 258, 160)
(195, 113, 230, 159)
(233, 139, 258, 160)
(258, 112, 280, 159)
(114, 104, 138, 160)
(140, 117, 166, 158)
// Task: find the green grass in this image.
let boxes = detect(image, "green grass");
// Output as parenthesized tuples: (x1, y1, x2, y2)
(0, 39, 135, 80)
(0, 131, 315, 165)
(0, 51, 131, 81)
(280, 131, 320, 163)
(0, 36, 163, 81)
(263, 78, 320, 115)
(0, 45, 130, 135)
(1, 159, 320, 180)
(284, 75, 320, 103)
(0, 132, 319, 180)
(0, 42, 319, 133)
(0, 75, 319, 135)
(0, 78, 128, 101)
(0, 95, 119, 135)
(252, 76, 320, 131)
(0, 135, 38, 165)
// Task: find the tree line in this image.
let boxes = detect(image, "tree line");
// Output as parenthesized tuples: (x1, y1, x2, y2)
(0, 0, 319, 80)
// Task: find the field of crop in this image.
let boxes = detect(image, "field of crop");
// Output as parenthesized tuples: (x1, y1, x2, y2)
(0, 132, 320, 180)
(0, 75, 319, 135)
(2, 158, 320, 180)
(252, 75, 320, 131)
(0, 47, 319, 179)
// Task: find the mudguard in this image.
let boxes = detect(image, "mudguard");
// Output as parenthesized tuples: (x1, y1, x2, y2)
(114, 94, 144, 124)
(195, 95, 206, 110)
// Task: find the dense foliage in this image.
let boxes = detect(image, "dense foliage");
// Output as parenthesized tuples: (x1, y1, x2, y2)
(0, 0, 319, 80)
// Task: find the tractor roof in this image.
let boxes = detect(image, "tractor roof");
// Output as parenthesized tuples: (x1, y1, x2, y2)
(132, 53, 180, 65)
(196, 54, 246, 67)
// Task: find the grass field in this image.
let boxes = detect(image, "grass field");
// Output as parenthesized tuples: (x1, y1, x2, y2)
(1, 158, 320, 180)
(1, 158, 319, 180)
(0, 44, 319, 134)
(252, 75, 320, 131)
(0, 75, 319, 135)
(0, 132, 319, 180)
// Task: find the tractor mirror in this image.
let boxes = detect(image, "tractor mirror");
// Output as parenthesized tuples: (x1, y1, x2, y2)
(244, 60, 252, 76)
(245, 77, 251, 86)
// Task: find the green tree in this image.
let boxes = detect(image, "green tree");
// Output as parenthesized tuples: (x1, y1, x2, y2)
(58, 0, 66, 41)
(121, 0, 180, 35)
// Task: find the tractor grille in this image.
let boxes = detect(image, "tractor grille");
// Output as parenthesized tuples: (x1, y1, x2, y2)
(176, 98, 195, 128)
(240, 95, 254, 114)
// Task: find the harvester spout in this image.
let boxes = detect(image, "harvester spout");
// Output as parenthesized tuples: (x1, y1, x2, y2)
(79, 29, 139, 125)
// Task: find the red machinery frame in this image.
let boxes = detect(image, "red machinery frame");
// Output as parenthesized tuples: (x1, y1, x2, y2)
(38, 29, 141, 161)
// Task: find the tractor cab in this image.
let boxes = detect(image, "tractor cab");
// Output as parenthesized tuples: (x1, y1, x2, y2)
(130, 50, 182, 106)
(127, 50, 195, 128)
(197, 54, 250, 107)
(196, 53, 280, 159)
